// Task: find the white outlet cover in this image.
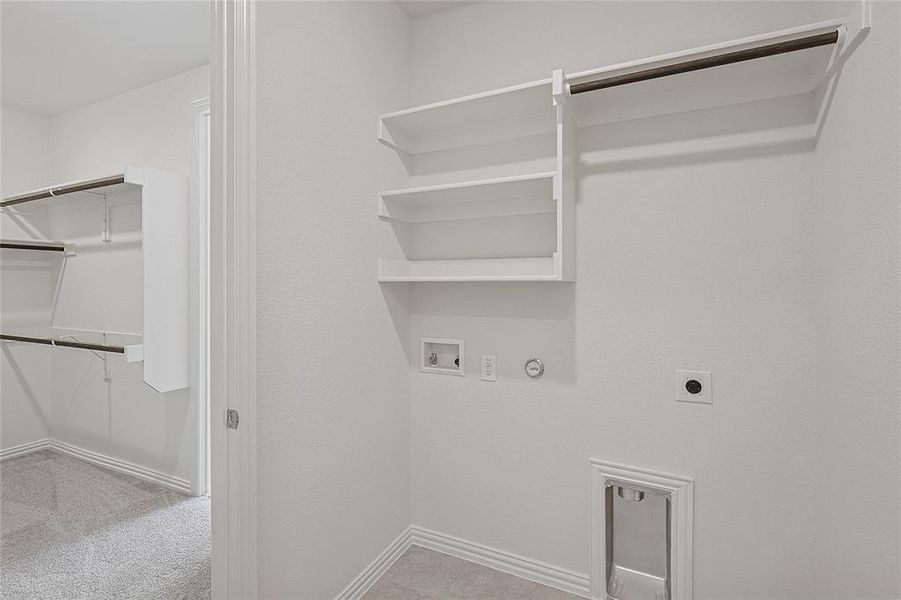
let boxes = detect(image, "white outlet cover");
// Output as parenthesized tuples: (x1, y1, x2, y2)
(481, 355, 497, 382)
(675, 369, 712, 404)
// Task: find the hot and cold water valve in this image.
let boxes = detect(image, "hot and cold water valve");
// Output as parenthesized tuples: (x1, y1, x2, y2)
(420, 338, 464, 376)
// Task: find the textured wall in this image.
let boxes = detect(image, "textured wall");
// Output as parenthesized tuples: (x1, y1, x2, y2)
(813, 2, 901, 598)
(254, 2, 412, 598)
(1, 105, 51, 197)
(50, 66, 208, 183)
(406, 3, 823, 598)
(1, 106, 54, 451)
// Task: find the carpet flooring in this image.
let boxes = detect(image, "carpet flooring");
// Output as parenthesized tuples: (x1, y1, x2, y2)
(1, 449, 210, 600)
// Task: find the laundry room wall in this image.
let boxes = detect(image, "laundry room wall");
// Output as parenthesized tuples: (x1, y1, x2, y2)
(405, 2, 823, 598)
(254, 2, 413, 597)
(812, 2, 901, 598)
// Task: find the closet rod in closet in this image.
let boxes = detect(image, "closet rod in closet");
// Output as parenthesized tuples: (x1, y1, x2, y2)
(0, 175, 126, 208)
(0, 242, 66, 252)
(569, 29, 839, 95)
(0, 334, 126, 354)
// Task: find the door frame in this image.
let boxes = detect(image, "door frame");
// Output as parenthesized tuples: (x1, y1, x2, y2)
(190, 96, 210, 498)
(210, 0, 258, 598)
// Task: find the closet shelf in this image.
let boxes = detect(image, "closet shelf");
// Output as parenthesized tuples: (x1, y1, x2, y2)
(378, 172, 557, 223)
(0, 333, 143, 362)
(376, 6, 868, 284)
(2, 167, 189, 392)
(379, 78, 555, 155)
(565, 19, 849, 128)
(378, 256, 560, 282)
(1, 239, 67, 252)
(378, 15, 869, 155)
(1, 174, 137, 208)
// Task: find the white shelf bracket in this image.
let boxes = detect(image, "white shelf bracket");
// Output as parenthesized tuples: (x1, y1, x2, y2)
(814, 1, 872, 89)
(101, 333, 111, 381)
(102, 195, 111, 243)
(552, 68, 580, 128)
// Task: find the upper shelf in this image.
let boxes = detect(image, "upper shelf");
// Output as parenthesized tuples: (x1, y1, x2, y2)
(379, 172, 556, 223)
(1, 174, 137, 208)
(377, 13, 870, 156)
(566, 19, 847, 128)
(379, 78, 554, 155)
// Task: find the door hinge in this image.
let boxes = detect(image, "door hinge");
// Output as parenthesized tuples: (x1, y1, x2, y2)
(226, 408, 240, 430)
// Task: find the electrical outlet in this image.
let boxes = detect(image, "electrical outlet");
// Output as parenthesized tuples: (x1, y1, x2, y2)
(481, 355, 497, 382)
(675, 369, 712, 404)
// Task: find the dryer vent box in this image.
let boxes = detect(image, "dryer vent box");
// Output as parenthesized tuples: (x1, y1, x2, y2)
(606, 483, 670, 599)
(590, 460, 693, 600)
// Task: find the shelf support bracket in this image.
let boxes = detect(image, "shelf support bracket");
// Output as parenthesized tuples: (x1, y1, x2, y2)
(102, 195, 111, 243)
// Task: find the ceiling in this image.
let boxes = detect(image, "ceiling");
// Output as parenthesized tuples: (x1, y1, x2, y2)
(395, 1, 472, 19)
(1, 1, 210, 116)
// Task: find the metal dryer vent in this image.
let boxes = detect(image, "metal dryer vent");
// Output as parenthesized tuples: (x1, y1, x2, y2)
(590, 461, 694, 600)
(606, 482, 670, 599)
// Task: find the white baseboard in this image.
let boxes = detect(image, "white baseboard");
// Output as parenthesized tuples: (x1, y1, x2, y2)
(336, 524, 590, 600)
(49, 440, 192, 495)
(0, 438, 52, 461)
(335, 528, 413, 600)
(410, 526, 590, 598)
(1, 437, 191, 495)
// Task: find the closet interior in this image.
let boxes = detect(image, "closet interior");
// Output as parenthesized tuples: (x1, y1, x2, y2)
(2, 168, 189, 392)
(0, 2, 210, 597)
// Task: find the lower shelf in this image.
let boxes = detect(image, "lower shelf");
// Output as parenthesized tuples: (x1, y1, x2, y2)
(378, 256, 565, 282)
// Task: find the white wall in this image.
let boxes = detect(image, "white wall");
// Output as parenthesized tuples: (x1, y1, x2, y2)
(812, 2, 901, 598)
(406, 3, 824, 598)
(1, 105, 51, 197)
(50, 66, 208, 182)
(254, 2, 412, 598)
(1, 106, 54, 451)
(0, 238, 54, 451)
(249, 3, 900, 598)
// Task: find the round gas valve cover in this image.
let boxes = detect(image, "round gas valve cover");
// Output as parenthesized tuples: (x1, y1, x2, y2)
(524, 358, 544, 378)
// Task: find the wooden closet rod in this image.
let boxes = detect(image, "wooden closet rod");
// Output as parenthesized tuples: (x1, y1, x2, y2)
(1, 174, 126, 208)
(569, 29, 840, 95)
(0, 334, 125, 354)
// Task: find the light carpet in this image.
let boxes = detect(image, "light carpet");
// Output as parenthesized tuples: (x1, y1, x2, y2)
(0, 449, 210, 600)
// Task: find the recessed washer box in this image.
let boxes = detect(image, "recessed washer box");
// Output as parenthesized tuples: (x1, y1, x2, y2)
(420, 337, 464, 376)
